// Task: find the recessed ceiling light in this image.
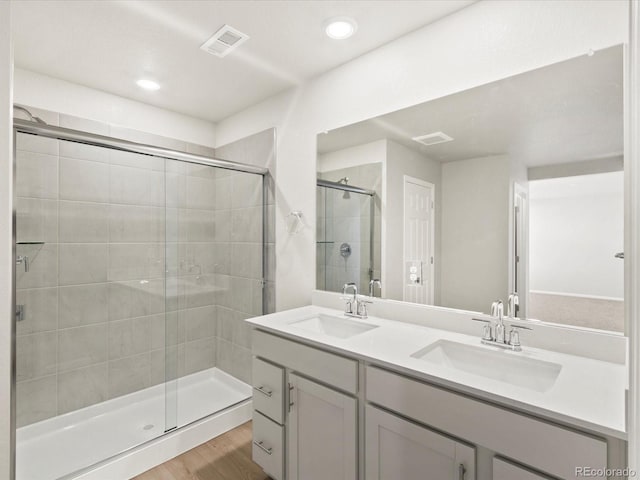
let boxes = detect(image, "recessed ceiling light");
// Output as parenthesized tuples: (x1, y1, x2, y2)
(325, 17, 357, 40)
(136, 79, 161, 91)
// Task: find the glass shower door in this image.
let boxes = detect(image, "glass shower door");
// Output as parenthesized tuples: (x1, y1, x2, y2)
(14, 134, 177, 479)
(164, 160, 263, 429)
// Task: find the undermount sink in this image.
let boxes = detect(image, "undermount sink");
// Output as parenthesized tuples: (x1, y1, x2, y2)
(411, 340, 562, 393)
(288, 314, 379, 339)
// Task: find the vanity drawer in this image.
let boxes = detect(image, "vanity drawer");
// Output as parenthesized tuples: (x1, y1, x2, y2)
(253, 329, 358, 394)
(493, 457, 555, 480)
(252, 410, 284, 480)
(366, 365, 607, 480)
(252, 357, 284, 424)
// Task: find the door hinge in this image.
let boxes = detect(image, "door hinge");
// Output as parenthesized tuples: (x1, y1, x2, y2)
(430, 256, 434, 265)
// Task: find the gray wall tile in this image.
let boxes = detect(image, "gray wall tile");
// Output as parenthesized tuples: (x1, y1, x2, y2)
(108, 243, 164, 281)
(59, 140, 109, 163)
(59, 201, 109, 243)
(110, 164, 164, 206)
(60, 113, 109, 135)
(16, 133, 58, 156)
(16, 332, 57, 381)
(59, 283, 109, 328)
(16, 198, 58, 244)
(184, 338, 215, 375)
(58, 324, 108, 372)
(59, 157, 109, 203)
(16, 287, 58, 335)
(16, 151, 58, 199)
(109, 205, 165, 243)
(58, 364, 108, 414)
(16, 375, 57, 427)
(108, 353, 151, 398)
(109, 316, 152, 360)
(59, 244, 108, 285)
(108, 279, 165, 321)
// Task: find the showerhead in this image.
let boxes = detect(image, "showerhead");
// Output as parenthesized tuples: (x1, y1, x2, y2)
(337, 177, 350, 199)
(13, 105, 47, 125)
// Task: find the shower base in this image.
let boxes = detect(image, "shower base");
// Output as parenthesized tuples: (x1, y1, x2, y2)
(16, 367, 252, 480)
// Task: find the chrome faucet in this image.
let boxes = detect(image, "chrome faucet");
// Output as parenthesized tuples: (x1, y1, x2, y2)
(341, 282, 371, 319)
(507, 292, 519, 319)
(491, 300, 505, 344)
(369, 279, 382, 297)
(473, 299, 531, 352)
(342, 282, 357, 314)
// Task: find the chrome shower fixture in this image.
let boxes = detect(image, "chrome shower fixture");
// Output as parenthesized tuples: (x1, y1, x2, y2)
(13, 105, 47, 124)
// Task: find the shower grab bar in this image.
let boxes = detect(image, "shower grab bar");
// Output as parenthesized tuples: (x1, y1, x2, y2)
(253, 386, 273, 397)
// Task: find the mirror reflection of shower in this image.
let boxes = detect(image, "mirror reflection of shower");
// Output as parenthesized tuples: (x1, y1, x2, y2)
(316, 175, 378, 295)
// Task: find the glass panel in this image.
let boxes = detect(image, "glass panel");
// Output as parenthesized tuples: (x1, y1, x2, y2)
(14, 131, 263, 479)
(14, 135, 173, 479)
(316, 185, 373, 294)
(173, 166, 262, 429)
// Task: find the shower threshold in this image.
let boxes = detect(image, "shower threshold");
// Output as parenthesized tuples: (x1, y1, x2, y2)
(16, 367, 252, 480)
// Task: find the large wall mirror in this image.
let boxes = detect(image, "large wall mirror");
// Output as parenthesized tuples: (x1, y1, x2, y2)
(316, 45, 624, 332)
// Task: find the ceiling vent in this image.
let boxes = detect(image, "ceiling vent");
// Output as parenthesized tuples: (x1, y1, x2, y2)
(412, 131, 454, 146)
(200, 25, 249, 58)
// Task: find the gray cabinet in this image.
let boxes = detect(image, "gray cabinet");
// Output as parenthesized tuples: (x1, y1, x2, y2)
(366, 405, 475, 480)
(287, 373, 357, 480)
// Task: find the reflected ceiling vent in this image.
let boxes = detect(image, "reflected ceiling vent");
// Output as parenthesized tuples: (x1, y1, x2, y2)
(200, 25, 249, 58)
(412, 131, 454, 146)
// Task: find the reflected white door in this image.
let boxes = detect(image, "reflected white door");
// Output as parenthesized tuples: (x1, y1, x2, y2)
(403, 176, 435, 304)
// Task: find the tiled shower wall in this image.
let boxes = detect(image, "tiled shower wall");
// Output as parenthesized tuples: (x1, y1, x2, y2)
(214, 128, 276, 381)
(15, 107, 274, 427)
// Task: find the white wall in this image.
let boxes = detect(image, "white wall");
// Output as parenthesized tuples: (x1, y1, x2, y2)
(317, 139, 384, 172)
(529, 172, 624, 299)
(440, 155, 510, 312)
(214, 0, 629, 311)
(384, 140, 441, 302)
(14, 69, 216, 147)
(0, 2, 13, 477)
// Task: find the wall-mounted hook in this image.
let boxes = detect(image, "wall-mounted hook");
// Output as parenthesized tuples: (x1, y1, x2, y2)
(286, 211, 304, 235)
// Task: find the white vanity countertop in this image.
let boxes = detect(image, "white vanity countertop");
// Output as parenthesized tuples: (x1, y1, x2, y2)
(246, 305, 627, 440)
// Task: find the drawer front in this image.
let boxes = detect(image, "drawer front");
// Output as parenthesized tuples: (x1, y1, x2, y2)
(366, 365, 607, 480)
(253, 329, 358, 394)
(253, 357, 284, 424)
(253, 411, 284, 480)
(493, 457, 555, 480)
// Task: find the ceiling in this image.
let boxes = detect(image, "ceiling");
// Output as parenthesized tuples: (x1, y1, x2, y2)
(11, 0, 474, 123)
(317, 45, 624, 168)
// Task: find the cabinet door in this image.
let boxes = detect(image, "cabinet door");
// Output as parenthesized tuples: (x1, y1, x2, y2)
(366, 405, 475, 480)
(288, 373, 357, 480)
(493, 457, 554, 480)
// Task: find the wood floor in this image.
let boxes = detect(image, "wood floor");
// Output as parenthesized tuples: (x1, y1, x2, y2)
(132, 421, 270, 480)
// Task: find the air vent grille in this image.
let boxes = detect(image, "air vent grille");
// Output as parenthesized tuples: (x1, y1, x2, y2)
(201, 25, 249, 58)
(412, 131, 454, 146)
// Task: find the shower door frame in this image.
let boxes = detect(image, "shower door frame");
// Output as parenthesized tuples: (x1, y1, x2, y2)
(11, 118, 268, 479)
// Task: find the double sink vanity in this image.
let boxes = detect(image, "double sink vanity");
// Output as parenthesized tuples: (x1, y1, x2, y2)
(246, 297, 627, 480)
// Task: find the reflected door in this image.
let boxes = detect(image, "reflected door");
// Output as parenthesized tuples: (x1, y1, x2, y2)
(403, 176, 435, 305)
